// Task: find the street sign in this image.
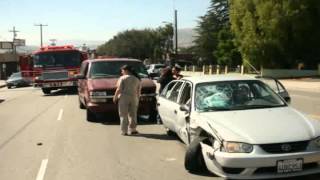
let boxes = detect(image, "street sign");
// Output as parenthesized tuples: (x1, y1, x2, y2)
(0, 41, 13, 49)
(13, 39, 26, 46)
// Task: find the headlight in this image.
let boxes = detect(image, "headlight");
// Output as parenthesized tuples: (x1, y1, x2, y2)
(223, 142, 253, 153)
(68, 71, 77, 77)
(89, 91, 107, 97)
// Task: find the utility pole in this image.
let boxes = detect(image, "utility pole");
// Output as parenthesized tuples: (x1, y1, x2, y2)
(9, 26, 19, 54)
(173, 9, 178, 55)
(34, 24, 48, 47)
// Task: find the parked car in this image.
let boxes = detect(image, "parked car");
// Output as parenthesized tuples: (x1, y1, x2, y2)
(147, 64, 166, 78)
(77, 58, 157, 122)
(6, 72, 31, 89)
(158, 75, 320, 179)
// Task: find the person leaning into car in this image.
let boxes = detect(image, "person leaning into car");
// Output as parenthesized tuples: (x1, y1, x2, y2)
(113, 65, 141, 136)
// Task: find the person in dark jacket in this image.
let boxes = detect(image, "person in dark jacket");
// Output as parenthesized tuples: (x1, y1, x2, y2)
(157, 66, 174, 93)
(172, 65, 183, 80)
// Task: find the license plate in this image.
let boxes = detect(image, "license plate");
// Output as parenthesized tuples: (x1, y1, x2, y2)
(62, 81, 73, 86)
(277, 159, 303, 173)
(43, 83, 51, 87)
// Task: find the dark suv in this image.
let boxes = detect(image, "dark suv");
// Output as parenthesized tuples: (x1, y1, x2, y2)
(77, 58, 157, 122)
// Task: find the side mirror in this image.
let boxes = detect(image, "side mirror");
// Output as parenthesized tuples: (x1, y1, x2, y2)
(180, 104, 190, 112)
(283, 96, 291, 104)
(76, 74, 85, 80)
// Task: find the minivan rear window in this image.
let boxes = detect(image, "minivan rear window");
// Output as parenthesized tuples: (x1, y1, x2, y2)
(89, 61, 148, 79)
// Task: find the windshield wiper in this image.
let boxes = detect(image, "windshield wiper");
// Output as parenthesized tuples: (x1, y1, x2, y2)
(201, 107, 232, 112)
(91, 74, 119, 79)
(235, 104, 285, 110)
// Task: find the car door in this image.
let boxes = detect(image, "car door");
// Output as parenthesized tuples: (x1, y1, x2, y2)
(175, 81, 192, 144)
(256, 76, 291, 103)
(158, 80, 184, 132)
(78, 62, 89, 104)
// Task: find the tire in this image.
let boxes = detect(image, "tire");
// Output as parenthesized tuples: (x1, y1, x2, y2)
(148, 108, 158, 123)
(148, 98, 158, 123)
(185, 136, 207, 173)
(86, 109, 96, 122)
(79, 97, 85, 109)
(165, 127, 176, 136)
(7, 86, 12, 89)
(42, 88, 51, 95)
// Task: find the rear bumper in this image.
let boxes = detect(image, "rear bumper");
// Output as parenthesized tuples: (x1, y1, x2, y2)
(87, 95, 157, 115)
(35, 80, 77, 88)
(6, 81, 30, 87)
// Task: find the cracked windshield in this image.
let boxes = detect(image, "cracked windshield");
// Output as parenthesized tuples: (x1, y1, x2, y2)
(0, 0, 320, 180)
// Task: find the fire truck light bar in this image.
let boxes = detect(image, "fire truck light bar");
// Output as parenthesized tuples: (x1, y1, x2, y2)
(40, 45, 74, 51)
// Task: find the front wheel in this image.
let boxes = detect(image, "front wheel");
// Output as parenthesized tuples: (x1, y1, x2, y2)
(42, 88, 51, 95)
(148, 108, 158, 123)
(185, 137, 207, 173)
(79, 97, 85, 109)
(86, 109, 97, 122)
(165, 127, 176, 136)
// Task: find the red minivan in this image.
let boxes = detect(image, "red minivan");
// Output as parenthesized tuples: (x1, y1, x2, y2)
(77, 58, 157, 122)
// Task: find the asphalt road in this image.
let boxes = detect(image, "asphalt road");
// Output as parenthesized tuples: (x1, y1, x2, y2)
(0, 86, 319, 180)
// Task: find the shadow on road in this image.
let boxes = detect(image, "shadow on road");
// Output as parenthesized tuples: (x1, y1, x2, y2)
(43, 89, 78, 96)
(88, 113, 158, 126)
(224, 173, 320, 180)
(133, 133, 178, 141)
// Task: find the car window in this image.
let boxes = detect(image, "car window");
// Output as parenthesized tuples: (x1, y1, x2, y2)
(166, 82, 183, 102)
(155, 65, 165, 69)
(160, 81, 177, 97)
(179, 82, 192, 104)
(89, 61, 148, 79)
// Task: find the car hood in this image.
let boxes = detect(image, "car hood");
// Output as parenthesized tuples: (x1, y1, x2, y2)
(87, 78, 156, 91)
(6, 78, 21, 83)
(198, 107, 320, 144)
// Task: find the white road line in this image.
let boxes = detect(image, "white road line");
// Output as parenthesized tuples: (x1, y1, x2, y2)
(36, 159, 48, 180)
(57, 109, 63, 121)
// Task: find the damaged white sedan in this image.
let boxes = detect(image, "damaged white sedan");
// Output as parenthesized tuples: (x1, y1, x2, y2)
(158, 75, 320, 179)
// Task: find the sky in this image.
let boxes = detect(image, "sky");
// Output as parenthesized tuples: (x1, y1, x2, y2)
(0, 0, 210, 46)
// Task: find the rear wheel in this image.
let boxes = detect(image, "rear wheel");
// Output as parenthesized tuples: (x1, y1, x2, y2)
(42, 88, 51, 95)
(7, 86, 12, 89)
(185, 137, 207, 173)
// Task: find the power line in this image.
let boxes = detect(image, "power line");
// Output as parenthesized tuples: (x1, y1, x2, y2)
(34, 24, 48, 47)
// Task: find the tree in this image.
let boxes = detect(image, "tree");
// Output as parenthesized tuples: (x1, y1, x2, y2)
(214, 26, 242, 66)
(194, 0, 241, 66)
(230, 0, 320, 69)
(97, 25, 173, 62)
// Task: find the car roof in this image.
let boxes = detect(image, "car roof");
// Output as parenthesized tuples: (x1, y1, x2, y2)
(84, 58, 142, 63)
(182, 75, 257, 84)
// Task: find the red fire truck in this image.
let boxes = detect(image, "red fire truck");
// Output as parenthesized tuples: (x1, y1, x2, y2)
(19, 45, 88, 94)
